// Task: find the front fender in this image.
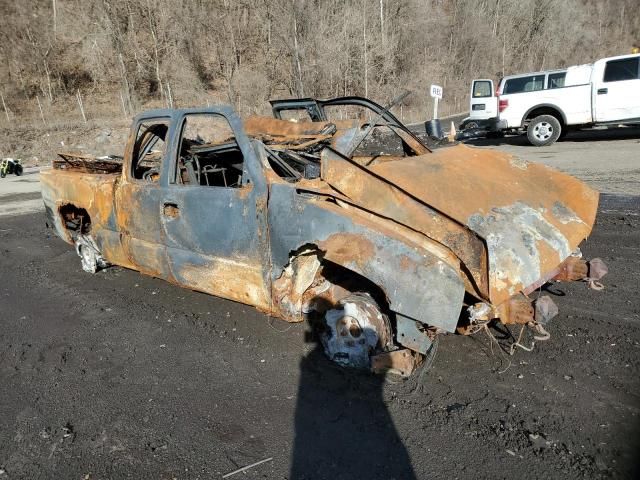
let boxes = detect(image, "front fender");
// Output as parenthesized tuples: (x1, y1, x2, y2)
(268, 184, 465, 332)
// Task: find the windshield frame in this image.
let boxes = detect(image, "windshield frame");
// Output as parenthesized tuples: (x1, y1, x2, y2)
(270, 96, 431, 156)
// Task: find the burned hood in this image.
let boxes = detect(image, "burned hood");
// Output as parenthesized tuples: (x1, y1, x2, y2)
(364, 144, 599, 304)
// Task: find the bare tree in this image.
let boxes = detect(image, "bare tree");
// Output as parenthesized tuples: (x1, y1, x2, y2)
(0, 0, 637, 123)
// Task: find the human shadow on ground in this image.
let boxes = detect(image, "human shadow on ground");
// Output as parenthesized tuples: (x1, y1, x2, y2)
(290, 345, 416, 480)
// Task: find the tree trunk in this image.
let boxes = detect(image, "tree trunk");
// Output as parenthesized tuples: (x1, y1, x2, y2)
(293, 14, 304, 97)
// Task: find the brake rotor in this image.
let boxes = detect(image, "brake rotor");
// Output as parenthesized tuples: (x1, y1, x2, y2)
(320, 293, 392, 369)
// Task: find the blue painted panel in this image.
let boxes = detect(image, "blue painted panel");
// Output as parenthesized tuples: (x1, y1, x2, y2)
(267, 184, 465, 332)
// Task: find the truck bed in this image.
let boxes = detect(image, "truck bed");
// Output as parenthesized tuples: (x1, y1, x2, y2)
(40, 155, 121, 247)
(53, 152, 123, 174)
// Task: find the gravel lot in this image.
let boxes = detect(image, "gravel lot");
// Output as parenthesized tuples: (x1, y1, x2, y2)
(0, 134, 638, 479)
(466, 126, 640, 195)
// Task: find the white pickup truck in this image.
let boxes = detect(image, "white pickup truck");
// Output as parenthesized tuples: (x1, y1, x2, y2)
(462, 53, 640, 146)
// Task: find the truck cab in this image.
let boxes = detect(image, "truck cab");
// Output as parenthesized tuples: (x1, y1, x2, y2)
(590, 54, 640, 123)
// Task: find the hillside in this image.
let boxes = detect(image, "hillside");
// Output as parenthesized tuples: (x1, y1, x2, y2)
(0, 0, 638, 163)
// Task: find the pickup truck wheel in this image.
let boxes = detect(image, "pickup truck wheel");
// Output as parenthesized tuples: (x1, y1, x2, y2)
(320, 293, 393, 369)
(527, 115, 561, 146)
(0, 170, 5, 178)
(14, 164, 23, 176)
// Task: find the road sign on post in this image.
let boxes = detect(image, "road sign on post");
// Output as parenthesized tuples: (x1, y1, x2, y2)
(430, 84, 443, 119)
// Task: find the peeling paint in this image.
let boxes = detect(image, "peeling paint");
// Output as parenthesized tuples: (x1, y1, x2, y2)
(469, 202, 571, 297)
(552, 201, 586, 225)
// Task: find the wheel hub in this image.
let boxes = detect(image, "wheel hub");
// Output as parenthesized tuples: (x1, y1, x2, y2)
(534, 122, 552, 139)
(321, 293, 392, 369)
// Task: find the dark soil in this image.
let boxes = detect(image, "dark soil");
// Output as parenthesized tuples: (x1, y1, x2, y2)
(0, 195, 638, 479)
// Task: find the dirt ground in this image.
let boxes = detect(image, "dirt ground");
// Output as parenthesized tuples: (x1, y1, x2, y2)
(465, 127, 640, 195)
(0, 197, 639, 478)
(0, 124, 639, 478)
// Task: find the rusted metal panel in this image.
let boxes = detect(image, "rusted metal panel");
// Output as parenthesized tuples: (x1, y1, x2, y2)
(368, 144, 599, 305)
(40, 169, 120, 242)
(267, 183, 466, 332)
(396, 315, 433, 354)
(320, 148, 490, 298)
(371, 349, 420, 377)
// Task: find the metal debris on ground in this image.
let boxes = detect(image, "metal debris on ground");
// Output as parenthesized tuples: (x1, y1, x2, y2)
(222, 457, 273, 478)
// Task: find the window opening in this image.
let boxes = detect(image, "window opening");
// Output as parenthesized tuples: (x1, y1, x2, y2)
(604, 58, 639, 82)
(547, 72, 566, 89)
(132, 121, 169, 182)
(473, 81, 493, 97)
(175, 114, 245, 188)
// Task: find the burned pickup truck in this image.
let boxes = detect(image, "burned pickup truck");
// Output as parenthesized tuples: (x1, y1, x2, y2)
(40, 96, 606, 375)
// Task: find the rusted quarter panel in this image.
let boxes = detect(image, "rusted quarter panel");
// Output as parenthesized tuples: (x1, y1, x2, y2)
(40, 169, 118, 240)
(39, 169, 128, 265)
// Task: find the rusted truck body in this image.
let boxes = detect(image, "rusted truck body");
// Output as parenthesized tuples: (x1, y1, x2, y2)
(40, 97, 604, 375)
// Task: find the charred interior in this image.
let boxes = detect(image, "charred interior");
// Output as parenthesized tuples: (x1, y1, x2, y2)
(59, 204, 91, 235)
(177, 142, 245, 187)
